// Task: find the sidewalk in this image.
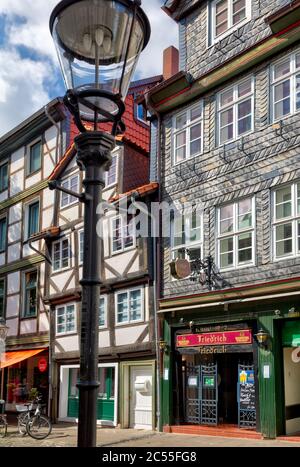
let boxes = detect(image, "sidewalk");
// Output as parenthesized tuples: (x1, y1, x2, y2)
(0, 423, 299, 447)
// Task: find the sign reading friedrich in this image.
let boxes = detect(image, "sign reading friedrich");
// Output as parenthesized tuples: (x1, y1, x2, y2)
(176, 330, 252, 348)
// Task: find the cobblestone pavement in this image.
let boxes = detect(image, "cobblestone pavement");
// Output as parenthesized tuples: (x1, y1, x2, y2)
(0, 424, 299, 447)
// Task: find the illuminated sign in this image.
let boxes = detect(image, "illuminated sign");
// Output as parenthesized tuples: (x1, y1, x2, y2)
(176, 330, 252, 348)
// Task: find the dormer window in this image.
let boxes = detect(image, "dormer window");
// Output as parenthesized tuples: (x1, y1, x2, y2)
(136, 102, 149, 124)
(211, 0, 251, 44)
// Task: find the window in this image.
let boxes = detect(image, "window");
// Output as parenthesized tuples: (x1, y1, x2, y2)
(272, 183, 300, 259)
(99, 296, 107, 328)
(79, 230, 84, 264)
(211, 0, 251, 42)
(0, 217, 7, 252)
(61, 175, 79, 208)
(173, 102, 203, 165)
(217, 77, 253, 145)
(217, 197, 255, 269)
(29, 141, 42, 174)
(23, 270, 37, 318)
(56, 304, 76, 335)
(111, 215, 135, 253)
(116, 288, 143, 324)
(136, 103, 148, 123)
(105, 153, 118, 187)
(52, 238, 70, 271)
(26, 200, 40, 238)
(0, 279, 5, 319)
(271, 52, 300, 121)
(0, 162, 8, 192)
(171, 208, 202, 264)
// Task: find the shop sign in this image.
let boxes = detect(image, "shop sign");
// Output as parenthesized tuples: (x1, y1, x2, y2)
(239, 370, 254, 384)
(188, 376, 198, 387)
(176, 330, 252, 348)
(38, 357, 48, 373)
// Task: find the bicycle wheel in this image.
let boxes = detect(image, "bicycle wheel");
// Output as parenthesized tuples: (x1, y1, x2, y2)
(26, 415, 52, 440)
(18, 412, 29, 435)
(0, 419, 7, 438)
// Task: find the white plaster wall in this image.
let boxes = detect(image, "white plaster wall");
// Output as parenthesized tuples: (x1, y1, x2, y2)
(9, 203, 22, 224)
(105, 249, 139, 280)
(43, 187, 55, 208)
(58, 205, 79, 224)
(25, 171, 42, 189)
(11, 147, 24, 173)
(0, 191, 8, 202)
(115, 324, 148, 346)
(51, 270, 74, 292)
(10, 170, 24, 196)
(23, 241, 38, 257)
(6, 318, 18, 336)
(8, 222, 21, 243)
(43, 154, 55, 178)
(45, 125, 57, 148)
(98, 330, 110, 348)
(0, 253, 5, 266)
(55, 335, 79, 352)
(103, 186, 116, 202)
(7, 271, 20, 294)
(6, 295, 19, 318)
(7, 243, 21, 263)
(20, 319, 37, 335)
(39, 312, 49, 332)
(42, 207, 54, 230)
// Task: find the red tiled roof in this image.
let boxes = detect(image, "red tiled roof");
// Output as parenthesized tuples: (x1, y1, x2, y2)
(109, 182, 158, 203)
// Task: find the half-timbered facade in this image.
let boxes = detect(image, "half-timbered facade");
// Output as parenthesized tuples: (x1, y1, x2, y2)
(148, 0, 300, 438)
(46, 76, 162, 429)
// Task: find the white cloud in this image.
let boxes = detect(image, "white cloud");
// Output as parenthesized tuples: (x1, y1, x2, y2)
(0, 0, 178, 137)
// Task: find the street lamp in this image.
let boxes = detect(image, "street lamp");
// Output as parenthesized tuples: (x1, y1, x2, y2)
(49, 0, 150, 448)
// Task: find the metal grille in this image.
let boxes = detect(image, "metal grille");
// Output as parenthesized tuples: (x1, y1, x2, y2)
(185, 364, 201, 424)
(200, 364, 218, 425)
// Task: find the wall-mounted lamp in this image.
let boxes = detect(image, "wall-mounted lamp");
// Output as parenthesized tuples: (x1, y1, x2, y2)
(255, 329, 270, 348)
(159, 340, 168, 352)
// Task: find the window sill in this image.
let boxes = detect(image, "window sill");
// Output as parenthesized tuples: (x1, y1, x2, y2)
(208, 18, 251, 50)
(172, 151, 203, 168)
(111, 245, 136, 256)
(219, 262, 256, 273)
(20, 315, 37, 320)
(56, 331, 77, 337)
(26, 168, 42, 179)
(115, 319, 145, 327)
(218, 129, 253, 148)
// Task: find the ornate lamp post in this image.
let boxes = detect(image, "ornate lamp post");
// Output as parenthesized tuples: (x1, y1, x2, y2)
(49, 0, 150, 447)
(0, 318, 9, 400)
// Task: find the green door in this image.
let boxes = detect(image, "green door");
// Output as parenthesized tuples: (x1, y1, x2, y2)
(67, 367, 115, 422)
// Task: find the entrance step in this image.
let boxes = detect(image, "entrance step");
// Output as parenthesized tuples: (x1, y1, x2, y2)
(164, 424, 262, 440)
(277, 434, 300, 443)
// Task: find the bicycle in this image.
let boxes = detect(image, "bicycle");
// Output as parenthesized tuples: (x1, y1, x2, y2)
(0, 414, 7, 438)
(25, 396, 52, 440)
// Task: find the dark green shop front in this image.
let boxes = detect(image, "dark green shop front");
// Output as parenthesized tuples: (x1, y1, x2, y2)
(68, 367, 115, 422)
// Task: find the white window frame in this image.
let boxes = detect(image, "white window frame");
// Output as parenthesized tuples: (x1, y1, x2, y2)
(24, 197, 40, 241)
(22, 268, 38, 318)
(217, 76, 254, 146)
(99, 295, 107, 329)
(115, 287, 144, 326)
(52, 237, 71, 272)
(60, 174, 79, 208)
(27, 138, 42, 175)
(79, 229, 84, 265)
(105, 152, 119, 188)
(172, 101, 203, 166)
(272, 182, 300, 261)
(56, 303, 77, 336)
(271, 51, 300, 123)
(111, 215, 136, 254)
(217, 197, 256, 271)
(211, 0, 251, 44)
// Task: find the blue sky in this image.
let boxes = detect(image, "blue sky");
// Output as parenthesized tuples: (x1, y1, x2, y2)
(0, 0, 178, 137)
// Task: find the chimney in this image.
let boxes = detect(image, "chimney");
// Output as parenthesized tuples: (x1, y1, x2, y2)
(163, 46, 179, 80)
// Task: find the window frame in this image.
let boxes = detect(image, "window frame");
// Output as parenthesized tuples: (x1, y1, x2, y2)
(0, 277, 6, 320)
(172, 101, 204, 166)
(0, 215, 7, 253)
(60, 174, 79, 208)
(99, 295, 107, 329)
(52, 237, 71, 272)
(111, 215, 136, 255)
(22, 269, 38, 319)
(217, 76, 254, 146)
(79, 229, 84, 265)
(170, 209, 203, 268)
(28, 139, 42, 175)
(211, 0, 251, 44)
(24, 198, 40, 240)
(105, 152, 119, 188)
(217, 196, 256, 271)
(0, 161, 8, 192)
(272, 182, 300, 261)
(115, 287, 144, 326)
(271, 51, 300, 123)
(55, 302, 77, 336)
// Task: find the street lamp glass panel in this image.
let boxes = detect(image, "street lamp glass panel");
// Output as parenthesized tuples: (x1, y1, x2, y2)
(50, 0, 150, 121)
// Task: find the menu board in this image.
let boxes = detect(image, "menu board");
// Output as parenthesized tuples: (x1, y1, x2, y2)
(239, 383, 255, 410)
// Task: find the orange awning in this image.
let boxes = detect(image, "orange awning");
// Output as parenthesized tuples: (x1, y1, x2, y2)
(0, 349, 45, 369)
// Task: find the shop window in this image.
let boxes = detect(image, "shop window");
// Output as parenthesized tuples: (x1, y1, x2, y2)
(116, 288, 143, 325)
(273, 182, 300, 259)
(271, 51, 300, 121)
(111, 215, 135, 253)
(56, 304, 76, 335)
(0, 162, 8, 192)
(52, 237, 71, 271)
(25, 200, 40, 239)
(61, 174, 79, 208)
(217, 197, 255, 269)
(171, 208, 202, 267)
(172, 102, 203, 165)
(0, 216, 7, 252)
(99, 296, 107, 328)
(217, 76, 254, 145)
(28, 141, 42, 174)
(210, 0, 251, 44)
(22, 270, 38, 318)
(0, 278, 5, 319)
